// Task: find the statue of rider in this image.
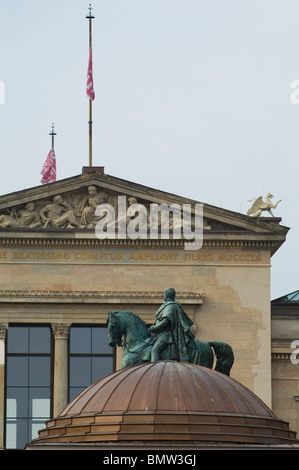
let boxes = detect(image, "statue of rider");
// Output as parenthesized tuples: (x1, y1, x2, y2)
(149, 287, 195, 362)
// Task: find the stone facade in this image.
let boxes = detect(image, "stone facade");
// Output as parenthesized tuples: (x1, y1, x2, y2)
(0, 170, 291, 448)
(271, 296, 299, 435)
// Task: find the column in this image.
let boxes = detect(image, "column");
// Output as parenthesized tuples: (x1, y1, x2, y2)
(0, 324, 8, 450)
(115, 346, 124, 371)
(52, 323, 70, 418)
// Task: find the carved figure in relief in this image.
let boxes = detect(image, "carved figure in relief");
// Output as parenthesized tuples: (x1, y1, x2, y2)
(18, 203, 42, 228)
(39, 195, 84, 228)
(115, 196, 139, 227)
(247, 193, 281, 217)
(0, 202, 42, 228)
(76, 185, 109, 227)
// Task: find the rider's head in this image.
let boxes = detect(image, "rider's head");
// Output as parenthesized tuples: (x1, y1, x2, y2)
(164, 287, 176, 301)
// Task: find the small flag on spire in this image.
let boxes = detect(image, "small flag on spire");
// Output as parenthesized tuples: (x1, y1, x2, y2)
(86, 45, 95, 100)
(40, 148, 56, 184)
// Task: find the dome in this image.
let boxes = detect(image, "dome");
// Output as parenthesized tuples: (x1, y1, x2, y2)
(31, 361, 297, 447)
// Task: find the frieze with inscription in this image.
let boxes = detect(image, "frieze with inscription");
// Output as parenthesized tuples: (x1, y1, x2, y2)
(0, 248, 269, 265)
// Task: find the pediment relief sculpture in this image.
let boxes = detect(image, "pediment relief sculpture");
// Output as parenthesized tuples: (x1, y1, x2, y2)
(0, 174, 286, 241)
(0, 202, 42, 229)
(0, 185, 160, 231)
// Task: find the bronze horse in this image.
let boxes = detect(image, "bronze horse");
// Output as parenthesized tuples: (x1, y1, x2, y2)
(108, 310, 234, 376)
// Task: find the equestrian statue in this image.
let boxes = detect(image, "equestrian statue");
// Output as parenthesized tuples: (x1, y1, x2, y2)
(107, 287, 234, 376)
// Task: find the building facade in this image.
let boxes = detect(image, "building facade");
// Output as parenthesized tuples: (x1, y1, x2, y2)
(271, 290, 299, 436)
(0, 169, 291, 449)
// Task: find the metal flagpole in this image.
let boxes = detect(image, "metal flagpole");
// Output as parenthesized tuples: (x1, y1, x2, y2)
(86, 4, 95, 167)
(49, 122, 56, 149)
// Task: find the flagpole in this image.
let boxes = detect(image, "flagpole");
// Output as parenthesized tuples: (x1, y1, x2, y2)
(86, 4, 95, 167)
(49, 122, 56, 150)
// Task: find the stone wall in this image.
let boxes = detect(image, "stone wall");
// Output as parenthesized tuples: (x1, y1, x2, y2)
(0, 242, 272, 407)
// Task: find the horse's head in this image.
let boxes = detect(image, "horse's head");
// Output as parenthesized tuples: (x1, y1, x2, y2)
(107, 311, 122, 347)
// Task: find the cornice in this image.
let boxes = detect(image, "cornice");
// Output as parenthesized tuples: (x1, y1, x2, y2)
(0, 290, 204, 305)
(0, 235, 283, 251)
(271, 352, 291, 362)
(271, 339, 295, 362)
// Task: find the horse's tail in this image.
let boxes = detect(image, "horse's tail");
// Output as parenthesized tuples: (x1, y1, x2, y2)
(209, 341, 234, 376)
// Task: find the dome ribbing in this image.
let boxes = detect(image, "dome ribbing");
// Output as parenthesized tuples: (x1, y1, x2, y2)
(30, 361, 298, 446)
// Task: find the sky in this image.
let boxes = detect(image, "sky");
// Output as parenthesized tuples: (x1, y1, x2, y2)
(0, 0, 298, 299)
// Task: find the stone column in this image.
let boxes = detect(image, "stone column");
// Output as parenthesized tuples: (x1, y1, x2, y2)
(115, 346, 124, 371)
(0, 324, 8, 450)
(52, 323, 70, 418)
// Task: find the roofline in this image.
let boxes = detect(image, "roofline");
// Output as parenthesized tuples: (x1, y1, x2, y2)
(0, 171, 289, 234)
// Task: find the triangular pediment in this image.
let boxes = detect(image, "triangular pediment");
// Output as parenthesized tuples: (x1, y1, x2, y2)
(0, 171, 289, 242)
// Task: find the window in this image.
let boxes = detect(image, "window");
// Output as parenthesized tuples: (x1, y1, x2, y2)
(6, 325, 52, 449)
(69, 326, 114, 400)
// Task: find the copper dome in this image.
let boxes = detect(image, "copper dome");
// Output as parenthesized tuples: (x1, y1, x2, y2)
(31, 361, 298, 446)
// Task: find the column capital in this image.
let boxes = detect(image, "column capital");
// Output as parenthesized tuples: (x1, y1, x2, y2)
(52, 323, 71, 339)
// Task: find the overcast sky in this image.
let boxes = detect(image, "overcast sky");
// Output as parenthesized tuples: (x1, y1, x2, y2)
(0, 0, 298, 299)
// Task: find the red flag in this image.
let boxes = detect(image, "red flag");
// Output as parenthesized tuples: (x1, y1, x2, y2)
(86, 45, 95, 100)
(40, 148, 56, 184)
